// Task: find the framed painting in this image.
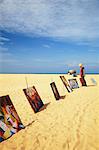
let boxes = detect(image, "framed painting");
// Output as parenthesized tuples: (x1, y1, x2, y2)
(60, 76, 72, 92)
(23, 86, 44, 113)
(50, 82, 60, 100)
(68, 79, 79, 89)
(0, 95, 24, 143)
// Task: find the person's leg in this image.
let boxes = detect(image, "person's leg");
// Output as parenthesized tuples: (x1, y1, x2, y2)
(82, 77, 87, 86)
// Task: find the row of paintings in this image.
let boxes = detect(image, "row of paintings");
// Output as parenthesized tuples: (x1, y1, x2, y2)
(50, 76, 79, 100)
(0, 86, 44, 143)
(0, 76, 79, 143)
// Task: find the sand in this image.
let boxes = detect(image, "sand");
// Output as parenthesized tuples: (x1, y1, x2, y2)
(0, 74, 99, 150)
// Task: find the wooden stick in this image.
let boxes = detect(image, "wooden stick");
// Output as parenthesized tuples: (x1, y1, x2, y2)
(25, 76, 28, 89)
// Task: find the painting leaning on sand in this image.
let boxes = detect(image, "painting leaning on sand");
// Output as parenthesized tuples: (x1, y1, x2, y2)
(0, 96, 24, 142)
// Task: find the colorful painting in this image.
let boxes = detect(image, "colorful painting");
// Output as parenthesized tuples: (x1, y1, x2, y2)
(68, 79, 79, 89)
(23, 86, 44, 113)
(0, 95, 24, 143)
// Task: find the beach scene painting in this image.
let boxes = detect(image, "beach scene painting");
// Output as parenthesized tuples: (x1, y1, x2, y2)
(0, 0, 99, 150)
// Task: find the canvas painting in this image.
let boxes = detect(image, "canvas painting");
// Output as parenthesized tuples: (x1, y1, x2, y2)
(23, 86, 44, 113)
(91, 78, 97, 85)
(60, 76, 72, 92)
(0, 95, 24, 143)
(68, 79, 79, 89)
(50, 82, 60, 100)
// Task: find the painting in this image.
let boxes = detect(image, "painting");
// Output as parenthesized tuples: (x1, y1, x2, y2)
(23, 86, 44, 113)
(91, 78, 97, 85)
(60, 76, 72, 92)
(68, 79, 79, 89)
(50, 82, 60, 100)
(0, 95, 24, 143)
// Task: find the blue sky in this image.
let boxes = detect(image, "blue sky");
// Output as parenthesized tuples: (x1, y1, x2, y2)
(0, 0, 99, 73)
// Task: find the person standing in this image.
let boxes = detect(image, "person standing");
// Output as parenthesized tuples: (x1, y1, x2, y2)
(79, 64, 87, 86)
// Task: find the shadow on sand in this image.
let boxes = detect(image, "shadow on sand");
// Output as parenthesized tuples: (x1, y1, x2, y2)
(25, 120, 35, 128)
(39, 102, 51, 112)
(25, 102, 51, 128)
(87, 84, 97, 87)
(60, 95, 66, 99)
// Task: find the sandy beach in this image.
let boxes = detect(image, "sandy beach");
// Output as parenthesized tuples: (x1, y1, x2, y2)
(0, 74, 99, 150)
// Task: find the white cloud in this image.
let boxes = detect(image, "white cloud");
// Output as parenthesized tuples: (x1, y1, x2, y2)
(0, 58, 18, 63)
(0, 46, 8, 52)
(0, 35, 10, 45)
(88, 49, 96, 52)
(0, 0, 99, 41)
(43, 44, 51, 48)
(0, 36, 10, 42)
